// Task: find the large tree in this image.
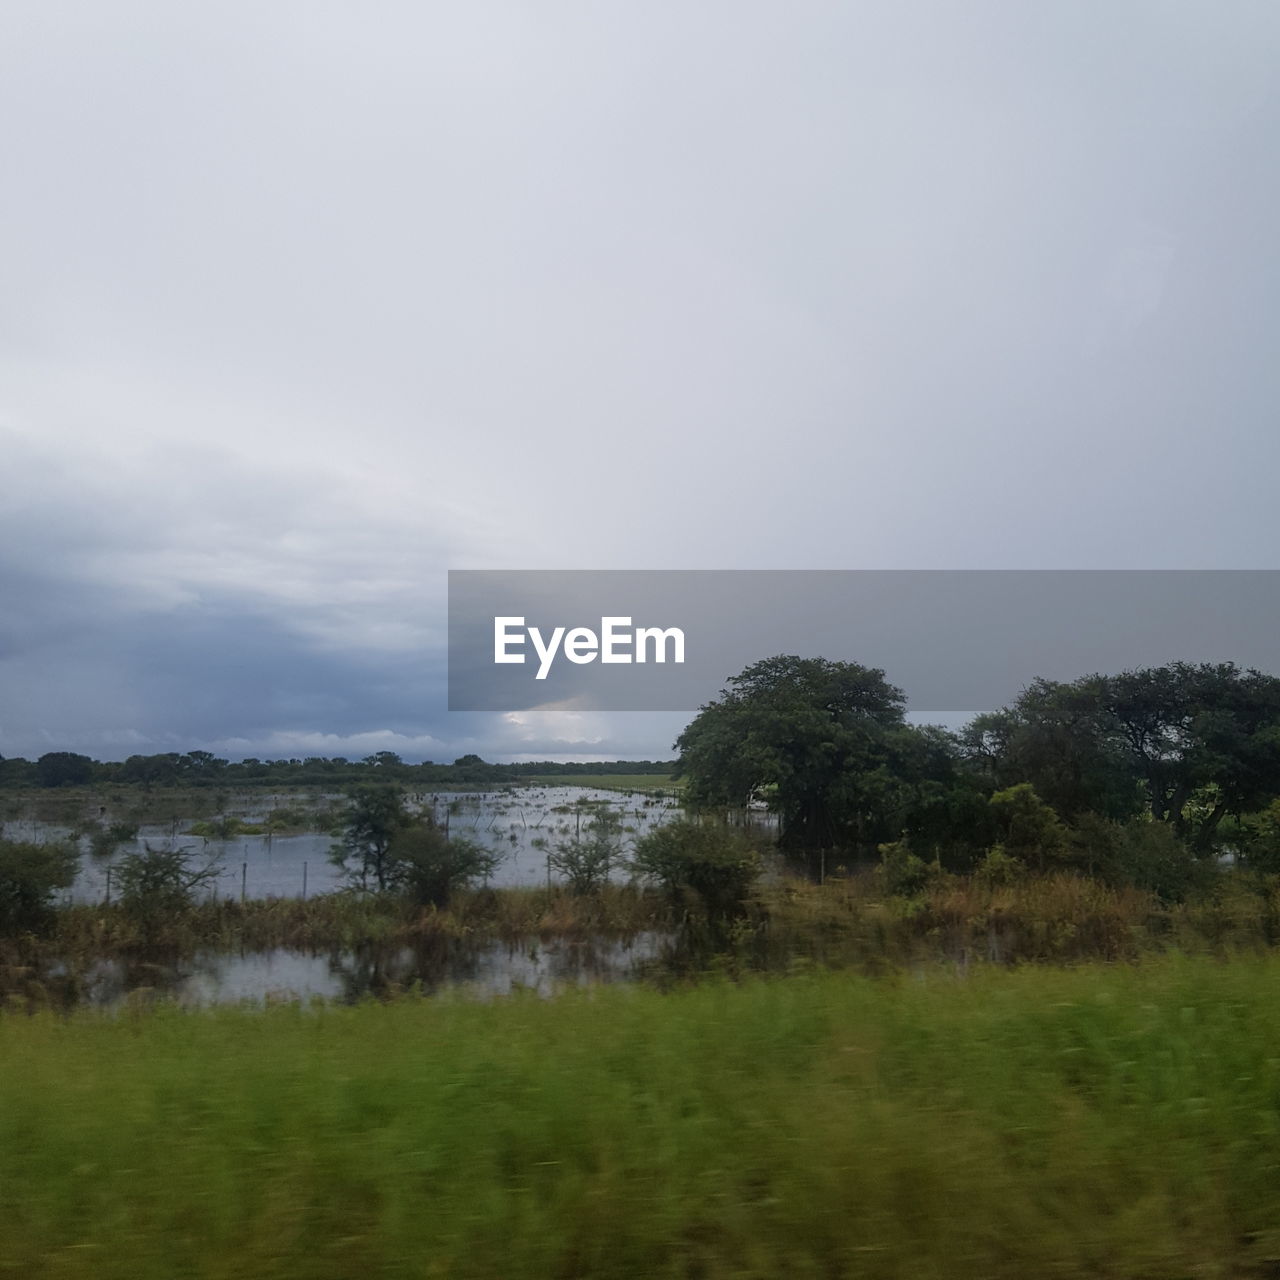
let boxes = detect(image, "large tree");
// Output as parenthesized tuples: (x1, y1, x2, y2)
(329, 786, 415, 893)
(675, 655, 928, 853)
(962, 662, 1280, 849)
(959, 677, 1139, 823)
(34, 752, 94, 788)
(1103, 662, 1280, 845)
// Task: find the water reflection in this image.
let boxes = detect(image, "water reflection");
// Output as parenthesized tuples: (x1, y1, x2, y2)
(43, 931, 673, 1009)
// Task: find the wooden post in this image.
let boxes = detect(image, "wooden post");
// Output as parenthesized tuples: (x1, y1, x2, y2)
(302, 861, 308, 900)
(241, 861, 247, 903)
(105, 865, 111, 906)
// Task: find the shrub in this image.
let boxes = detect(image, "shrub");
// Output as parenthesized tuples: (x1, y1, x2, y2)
(386, 824, 504, 908)
(1070, 815, 1205, 902)
(989, 784, 1069, 872)
(630, 820, 761, 915)
(547, 808, 625, 894)
(0, 838, 79, 933)
(83, 819, 139, 860)
(330, 787, 414, 892)
(265, 806, 310, 833)
(1233, 800, 1280, 874)
(114, 843, 224, 929)
(189, 816, 262, 840)
(877, 840, 936, 896)
(973, 844, 1027, 888)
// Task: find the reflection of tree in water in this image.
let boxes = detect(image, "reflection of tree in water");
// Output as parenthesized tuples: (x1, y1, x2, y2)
(325, 933, 669, 1001)
(16, 928, 676, 1011)
(467, 933, 669, 997)
(636, 918, 780, 988)
(538, 936, 657, 988)
(0, 959, 96, 1010)
(74, 952, 195, 1007)
(326, 936, 486, 1002)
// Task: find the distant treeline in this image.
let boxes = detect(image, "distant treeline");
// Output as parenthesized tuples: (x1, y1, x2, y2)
(0, 751, 676, 791)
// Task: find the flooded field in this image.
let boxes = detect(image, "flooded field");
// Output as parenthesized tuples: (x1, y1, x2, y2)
(0, 784, 787, 1009)
(1, 785, 692, 904)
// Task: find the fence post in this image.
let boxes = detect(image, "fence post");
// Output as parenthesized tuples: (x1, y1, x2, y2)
(302, 861, 308, 900)
(241, 861, 247, 903)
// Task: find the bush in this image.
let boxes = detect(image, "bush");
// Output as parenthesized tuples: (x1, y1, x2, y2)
(630, 820, 761, 915)
(547, 808, 624, 894)
(189, 816, 262, 840)
(82, 819, 140, 860)
(973, 844, 1027, 888)
(265, 806, 310, 833)
(989, 784, 1069, 872)
(386, 824, 504, 908)
(1233, 800, 1280, 873)
(0, 838, 79, 933)
(114, 843, 224, 929)
(877, 840, 937, 896)
(330, 786, 414, 892)
(1070, 815, 1205, 902)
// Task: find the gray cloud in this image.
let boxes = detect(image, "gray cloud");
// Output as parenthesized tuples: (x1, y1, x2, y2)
(2, 2, 1278, 758)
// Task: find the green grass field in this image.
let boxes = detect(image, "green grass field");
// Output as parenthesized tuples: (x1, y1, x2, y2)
(5, 954, 1280, 1278)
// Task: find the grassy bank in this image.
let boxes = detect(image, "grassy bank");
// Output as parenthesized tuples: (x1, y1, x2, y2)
(4, 954, 1280, 1277)
(6, 868, 1280, 985)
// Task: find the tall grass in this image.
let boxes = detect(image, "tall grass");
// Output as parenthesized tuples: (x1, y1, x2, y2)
(4, 954, 1280, 1277)
(750, 867, 1280, 968)
(7, 869, 1280, 985)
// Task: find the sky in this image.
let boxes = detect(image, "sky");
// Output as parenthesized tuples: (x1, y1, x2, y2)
(2, 1, 1279, 763)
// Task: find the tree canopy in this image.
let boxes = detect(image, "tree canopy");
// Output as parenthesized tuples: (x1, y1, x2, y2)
(675, 655, 935, 852)
(961, 662, 1280, 850)
(678, 655, 1280, 877)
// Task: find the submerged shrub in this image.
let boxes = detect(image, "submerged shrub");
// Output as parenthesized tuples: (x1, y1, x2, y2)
(112, 843, 224, 944)
(330, 786, 414, 893)
(189, 816, 261, 840)
(114, 843, 223, 911)
(387, 824, 503, 909)
(265, 806, 310, 832)
(548, 808, 625, 894)
(83, 819, 139, 860)
(630, 820, 761, 915)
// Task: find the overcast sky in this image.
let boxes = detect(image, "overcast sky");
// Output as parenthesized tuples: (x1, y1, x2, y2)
(2, 1, 1278, 762)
